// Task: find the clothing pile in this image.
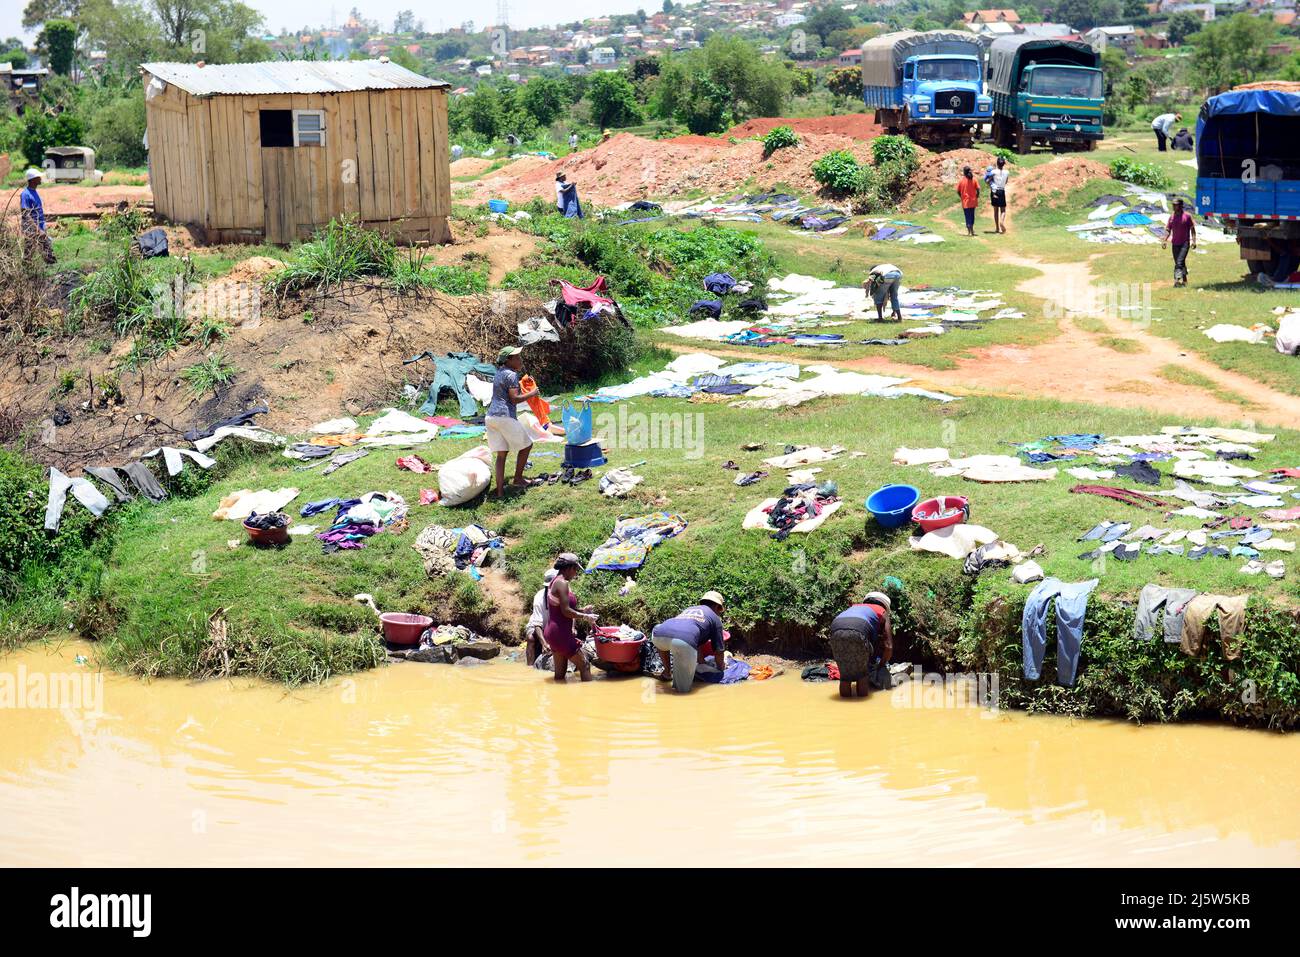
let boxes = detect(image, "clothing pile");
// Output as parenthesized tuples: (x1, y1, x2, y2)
(586, 512, 688, 572)
(315, 491, 408, 554)
(743, 483, 842, 539)
(401, 352, 497, 418)
(668, 193, 853, 234)
(1076, 517, 1291, 573)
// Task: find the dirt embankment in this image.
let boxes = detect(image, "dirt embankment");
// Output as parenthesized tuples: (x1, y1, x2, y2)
(1, 219, 542, 469)
(466, 126, 883, 206)
(726, 113, 882, 139)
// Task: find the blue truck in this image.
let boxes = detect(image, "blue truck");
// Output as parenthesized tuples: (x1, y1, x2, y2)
(1196, 87, 1300, 282)
(861, 30, 992, 147)
(987, 36, 1104, 153)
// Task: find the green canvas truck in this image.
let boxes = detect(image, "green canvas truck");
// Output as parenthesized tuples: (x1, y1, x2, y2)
(987, 36, 1104, 154)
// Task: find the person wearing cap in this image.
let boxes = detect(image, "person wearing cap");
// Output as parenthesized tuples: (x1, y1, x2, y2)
(486, 345, 540, 498)
(1162, 197, 1196, 288)
(543, 553, 595, 681)
(525, 568, 559, 666)
(827, 591, 893, 699)
(555, 173, 567, 211)
(20, 168, 55, 264)
(1151, 112, 1180, 152)
(650, 591, 727, 694)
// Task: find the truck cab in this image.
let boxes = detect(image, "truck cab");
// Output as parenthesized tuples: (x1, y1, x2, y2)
(900, 55, 992, 124)
(1014, 63, 1104, 145)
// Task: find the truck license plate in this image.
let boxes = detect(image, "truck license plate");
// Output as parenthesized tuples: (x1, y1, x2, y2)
(936, 109, 953, 115)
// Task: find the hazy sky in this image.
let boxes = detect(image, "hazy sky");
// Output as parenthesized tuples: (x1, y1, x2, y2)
(1, 0, 657, 44)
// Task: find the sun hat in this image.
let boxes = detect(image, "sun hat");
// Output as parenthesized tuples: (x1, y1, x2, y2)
(700, 590, 725, 608)
(497, 345, 523, 362)
(864, 591, 892, 611)
(24, 168, 41, 181)
(554, 552, 581, 569)
(543, 568, 559, 583)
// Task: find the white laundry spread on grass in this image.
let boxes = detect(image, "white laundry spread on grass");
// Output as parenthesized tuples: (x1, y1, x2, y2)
(1203, 324, 1270, 344)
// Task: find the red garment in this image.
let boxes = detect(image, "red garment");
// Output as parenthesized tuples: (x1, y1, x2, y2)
(1271, 468, 1300, 478)
(396, 455, 431, 473)
(544, 586, 580, 657)
(550, 276, 614, 309)
(827, 661, 841, 680)
(1166, 210, 1195, 245)
(1069, 484, 1169, 510)
(957, 176, 980, 209)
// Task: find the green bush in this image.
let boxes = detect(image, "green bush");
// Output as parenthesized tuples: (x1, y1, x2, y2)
(86, 92, 147, 167)
(19, 109, 85, 168)
(811, 149, 867, 194)
(1110, 156, 1173, 191)
(870, 134, 916, 168)
(268, 217, 398, 295)
(991, 147, 1016, 165)
(761, 124, 799, 156)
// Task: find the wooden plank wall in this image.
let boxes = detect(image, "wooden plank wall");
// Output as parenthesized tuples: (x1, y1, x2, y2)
(146, 83, 451, 243)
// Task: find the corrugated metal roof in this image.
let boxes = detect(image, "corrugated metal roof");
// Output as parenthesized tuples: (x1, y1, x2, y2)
(140, 59, 448, 97)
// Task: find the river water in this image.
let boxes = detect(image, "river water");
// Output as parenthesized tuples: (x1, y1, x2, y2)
(2, 640, 1297, 866)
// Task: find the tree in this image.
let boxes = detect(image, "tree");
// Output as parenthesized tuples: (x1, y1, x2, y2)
(1191, 13, 1280, 93)
(1051, 0, 1122, 33)
(1167, 11, 1203, 47)
(394, 9, 415, 33)
(462, 84, 503, 139)
(662, 0, 673, 12)
(1122, 0, 1146, 19)
(826, 66, 862, 100)
(45, 19, 76, 76)
(0, 47, 30, 69)
(435, 39, 468, 61)
(652, 35, 792, 131)
(388, 46, 420, 72)
(22, 0, 82, 30)
(587, 70, 641, 128)
(520, 75, 567, 127)
(20, 108, 85, 165)
(806, 5, 853, 46)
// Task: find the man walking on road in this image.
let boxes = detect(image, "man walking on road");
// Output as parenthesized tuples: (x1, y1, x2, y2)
(1162, 197, 1196, 287)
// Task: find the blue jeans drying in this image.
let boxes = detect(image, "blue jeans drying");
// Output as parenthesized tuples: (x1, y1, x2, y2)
(1022, 578, 1099, 686)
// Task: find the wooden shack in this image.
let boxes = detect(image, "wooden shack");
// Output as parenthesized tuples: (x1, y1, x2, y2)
(140, 59, 451, 245)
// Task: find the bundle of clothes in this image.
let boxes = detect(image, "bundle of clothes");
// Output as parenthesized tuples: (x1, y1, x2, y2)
(312, 491, 409, 554)
(586, 512, 688, 572)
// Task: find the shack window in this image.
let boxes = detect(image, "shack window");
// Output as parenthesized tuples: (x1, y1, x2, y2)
(259, 109, 294, 147)
(293, 109, 326, 147)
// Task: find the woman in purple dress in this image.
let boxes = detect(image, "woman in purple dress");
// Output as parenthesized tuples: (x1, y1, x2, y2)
(543, 553, 594, 681)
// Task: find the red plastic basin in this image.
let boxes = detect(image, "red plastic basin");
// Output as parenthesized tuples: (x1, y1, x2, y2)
(912, 495, 969, 533)
(243, 518, 289, 547)
(380, 612, 433, 646)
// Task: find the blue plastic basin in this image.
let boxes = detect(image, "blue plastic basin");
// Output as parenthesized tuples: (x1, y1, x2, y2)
(488, 199, 509, 213)
(866, 484, 921, 529)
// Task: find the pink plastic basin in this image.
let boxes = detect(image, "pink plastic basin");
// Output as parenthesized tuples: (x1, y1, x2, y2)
(380, 612, 433, 646)
(912, 496, 969, 533)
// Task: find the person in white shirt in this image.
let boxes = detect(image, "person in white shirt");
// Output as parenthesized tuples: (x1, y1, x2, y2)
(989, 156, 1010, 234)
(555, 173, 567, 211)
(1151, 112, 1180, 152)
(526, 568, 559, 665)
(568, 132, 578, 150)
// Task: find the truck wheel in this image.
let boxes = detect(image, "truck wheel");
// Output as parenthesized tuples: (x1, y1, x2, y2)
(1015, 131, 1031, 155)
(1086, 140, 1098, 152)
(1248, 258, 1271, 276)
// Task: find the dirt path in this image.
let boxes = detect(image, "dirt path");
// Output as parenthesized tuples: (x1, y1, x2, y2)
(663, 252, 1299, 428)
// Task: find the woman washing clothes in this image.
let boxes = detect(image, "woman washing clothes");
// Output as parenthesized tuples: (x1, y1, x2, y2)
(543, 553, 596, 682)
(485, 345, 540, 498)
(650, 591, 727, 694)
(827, 592, 893, 698)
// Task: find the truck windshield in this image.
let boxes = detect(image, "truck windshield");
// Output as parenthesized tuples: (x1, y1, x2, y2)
(1029, 68, 1102, 98)
(917, 59, 979, 82)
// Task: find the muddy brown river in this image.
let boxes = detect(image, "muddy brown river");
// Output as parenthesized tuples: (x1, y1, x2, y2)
(2, 640, 1297, 866)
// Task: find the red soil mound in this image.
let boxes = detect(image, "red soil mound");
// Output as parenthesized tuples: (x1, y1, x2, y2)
(727, 114, 882, 139)
(467, 129, 880, 206)
(1008, 157, 1111, 211)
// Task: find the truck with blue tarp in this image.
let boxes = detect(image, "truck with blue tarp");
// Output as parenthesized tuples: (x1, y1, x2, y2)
(987, 36, 1104, 153)
(860, 30, 992, 147)
(1196, 86, 1300, 283)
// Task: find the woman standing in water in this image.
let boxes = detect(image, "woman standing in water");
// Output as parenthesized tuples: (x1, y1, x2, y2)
(544, 553, 595, 682)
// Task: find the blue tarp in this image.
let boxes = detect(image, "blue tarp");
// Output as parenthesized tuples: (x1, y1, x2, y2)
(1196, 89, 1300, 171)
